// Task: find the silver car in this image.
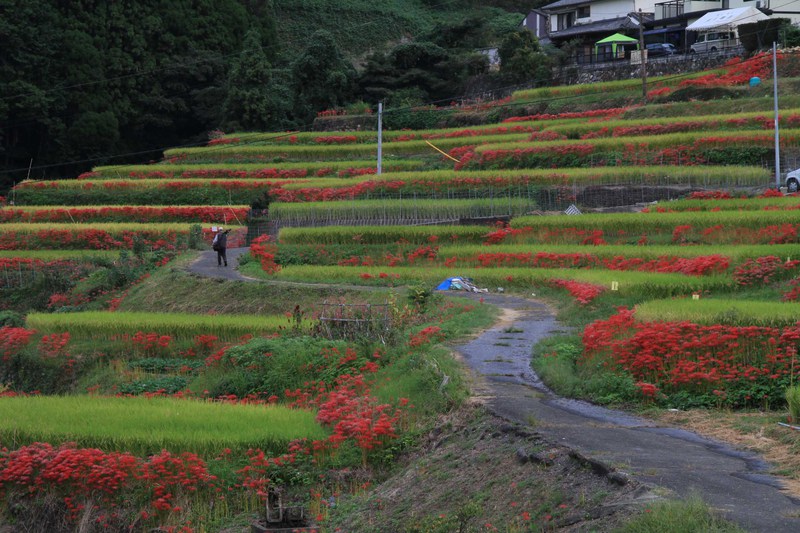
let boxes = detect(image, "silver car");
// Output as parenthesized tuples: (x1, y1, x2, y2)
(786, 168, 800, 193)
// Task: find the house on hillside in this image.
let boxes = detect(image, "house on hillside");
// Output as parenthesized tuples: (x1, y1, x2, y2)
(520, 9, 551, 46)
(542, 0, 656, 63)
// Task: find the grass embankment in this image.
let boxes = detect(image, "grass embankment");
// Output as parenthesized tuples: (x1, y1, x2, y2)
(270, 197, 535, 224)
(0, 395, 325, 456)
(120, 254, 390, 315)
(276, 166, 770, 191)
(91, 159, 424, 178)
(635, 298, 800, 327)
(647, 196, 800, 212)
(26, 311, 291, 341)
(163, 133, 531, 162)
(0, 250, 119, 260)
(245, 263, 733, 298)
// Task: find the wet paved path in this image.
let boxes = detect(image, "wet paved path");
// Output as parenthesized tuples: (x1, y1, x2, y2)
(185, 252, 800, 531)
(453, 293, 800, 533)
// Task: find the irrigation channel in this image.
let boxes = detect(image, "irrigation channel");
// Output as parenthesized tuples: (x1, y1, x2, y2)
(188, 248, 800, 532)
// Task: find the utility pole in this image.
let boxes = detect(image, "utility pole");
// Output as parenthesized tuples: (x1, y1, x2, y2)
(773, 42, 781, 189)
(377, 102, 383, 176)
(639, 9, 647, 106)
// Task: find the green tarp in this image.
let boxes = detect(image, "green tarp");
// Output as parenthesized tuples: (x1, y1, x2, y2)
(594, 33, 639, 59)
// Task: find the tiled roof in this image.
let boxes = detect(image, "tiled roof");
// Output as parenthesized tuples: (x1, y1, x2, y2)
(542, 0, 592, 11)
(550, 16, 637, 38)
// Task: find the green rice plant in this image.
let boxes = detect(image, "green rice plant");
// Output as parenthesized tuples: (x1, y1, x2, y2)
(3, 222, 203, 233)
(1, 205, 251, 224)
(1, 222, 227, 250)
(89, 159, 423, 179)
(786, 384, 800, 423)
(646, 196, 800, 212)
(162, 133, 531, 162)
(436, 243, 800, 264)
(269, 198, 535, 224)
(0, 395, 326, 456)
(509, 210, 800, 244)
(12, 179, 272, 206)
(634, 298, 800, 327)
(474, 128, 800, 154)
(265, 265, 733, 299)
(276, 166, 770, 192)
(0, 250, 119, 261)
(545, 108, 800, 139)
(511, 71, 720, 102)
(615, 494, 746, 533)
(221, 121, 549, 145)
(278, 225, 490, 245)
(25, 311, 293, 341)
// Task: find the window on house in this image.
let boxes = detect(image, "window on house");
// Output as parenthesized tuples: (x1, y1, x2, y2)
(557, 12, 576, 30)
(577, 6, 590, 18)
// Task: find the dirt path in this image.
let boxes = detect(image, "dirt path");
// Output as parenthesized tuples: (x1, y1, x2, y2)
(453, 292, 800, 533)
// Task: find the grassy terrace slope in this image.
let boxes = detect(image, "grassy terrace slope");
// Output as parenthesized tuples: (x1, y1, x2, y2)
(0, 396, 325, 456)
(635, 298, 800, 327)
(3, 56, 799, 533)
(26, 311, 292, 340)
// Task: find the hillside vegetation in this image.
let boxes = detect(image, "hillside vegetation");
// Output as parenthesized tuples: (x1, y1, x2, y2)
(2, 54, 797, 532)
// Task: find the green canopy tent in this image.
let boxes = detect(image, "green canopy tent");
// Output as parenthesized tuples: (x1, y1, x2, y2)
(594, 33, 639, 60)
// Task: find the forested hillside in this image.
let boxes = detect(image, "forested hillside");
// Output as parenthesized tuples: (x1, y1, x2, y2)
(0, 0, 535, 192)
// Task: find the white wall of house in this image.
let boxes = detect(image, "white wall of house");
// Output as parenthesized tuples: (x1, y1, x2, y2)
(548, 0, 658, 33)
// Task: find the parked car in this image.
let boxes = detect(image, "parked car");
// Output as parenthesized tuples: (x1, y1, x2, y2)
(646, 43, 677, 57)
(786, 168, 800, 192)
(690, 31, 738, 54)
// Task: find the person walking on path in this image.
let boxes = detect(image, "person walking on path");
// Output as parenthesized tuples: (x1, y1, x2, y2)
(212, 228, 231, 267)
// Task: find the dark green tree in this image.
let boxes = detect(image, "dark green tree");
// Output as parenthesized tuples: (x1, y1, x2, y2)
(497, 29, 551, 85)
(358, 40, 484, 106)
(291, 30, 356, 121)
(223, 29, 293, 131)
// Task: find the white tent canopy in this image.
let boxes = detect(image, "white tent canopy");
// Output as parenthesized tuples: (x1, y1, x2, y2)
(686, 7, 770, 31)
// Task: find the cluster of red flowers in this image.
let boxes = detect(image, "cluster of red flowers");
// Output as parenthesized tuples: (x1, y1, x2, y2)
(38, 332, 71, 358)
(473, 144, 596, 170)
(581, 121, 707, 140)
(249, 235, 280, 274)
(0, 229, 181, 251)
(313, 135, 358, 144)
(394, 124, 536, 143)
(502, 107, 629, 123)
(131, 331, 173, 353)
(529, 130, 567, 141)
(0, 443, 216, 525)
(549, 279, 605, 305)
(732, 256, 800, 286)
(680, 52, 778, 88)
(582, 308, 800, 396)
(0, 326, 36, 360)
(459, 251, 729, 276)
(1, 206, 250, 224)
(482, 225, 533, 245)
(408, 326, 445, 348)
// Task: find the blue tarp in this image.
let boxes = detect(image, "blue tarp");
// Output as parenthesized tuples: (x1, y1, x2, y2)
(436, 277, 465, 291)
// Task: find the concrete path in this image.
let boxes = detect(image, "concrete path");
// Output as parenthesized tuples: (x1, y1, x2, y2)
(188, 247, 253, 282)
(453, 293, 800, 533)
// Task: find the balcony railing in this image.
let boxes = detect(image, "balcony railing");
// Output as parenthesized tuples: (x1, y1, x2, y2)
(655, 0, 684, 19)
